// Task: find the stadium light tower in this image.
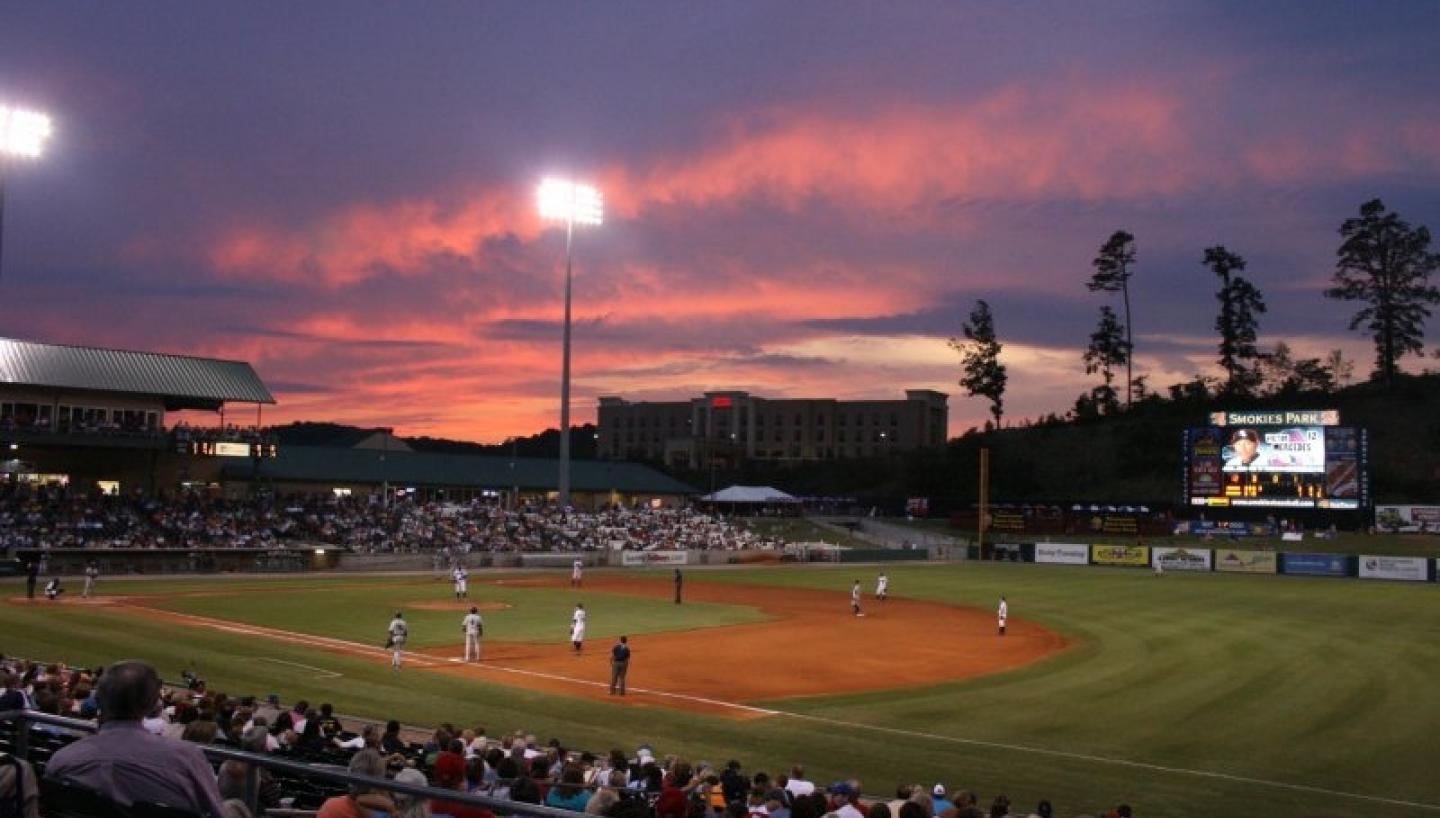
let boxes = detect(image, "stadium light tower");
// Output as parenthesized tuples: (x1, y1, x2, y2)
(0, 105, 54, 294)
(537, 177, 603, 509)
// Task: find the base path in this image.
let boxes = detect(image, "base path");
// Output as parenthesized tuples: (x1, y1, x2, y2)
(415, 576, 1068, 716)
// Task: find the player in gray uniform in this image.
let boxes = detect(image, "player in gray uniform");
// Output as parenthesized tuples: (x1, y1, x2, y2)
(462, 606, 484, 661)
(387, 612, 408, 670)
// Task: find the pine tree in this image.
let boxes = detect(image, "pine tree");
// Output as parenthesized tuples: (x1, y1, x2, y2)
(1205, 245, 1266, 396)
(1324, 199, 1440, 388)
(1088, 230, 1138, 407)
(1082, 305, 1126, 414)
(949, 300, 1008, 428)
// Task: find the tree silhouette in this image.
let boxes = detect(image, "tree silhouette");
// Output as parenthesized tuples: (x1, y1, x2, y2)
(1088, 230, 1138, 407)
(1324, 199, 1440, 389)
(1205, 245, 1266, 396)
(1083, 305, 1127, 414)
(949, 300, 1008, 428)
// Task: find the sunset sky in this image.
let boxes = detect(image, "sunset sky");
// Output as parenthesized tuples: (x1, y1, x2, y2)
(2, 3, 1439, 441)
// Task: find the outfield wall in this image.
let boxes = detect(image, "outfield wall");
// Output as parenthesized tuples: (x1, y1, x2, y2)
(975, 542, 1438, 582)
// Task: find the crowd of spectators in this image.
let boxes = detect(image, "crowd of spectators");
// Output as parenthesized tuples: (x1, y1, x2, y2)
(0, 484, 782, 554)
(1, 655, 1133, 818)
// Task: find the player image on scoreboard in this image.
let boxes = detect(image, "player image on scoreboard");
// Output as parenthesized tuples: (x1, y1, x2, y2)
(1221, 427, 1325, 473)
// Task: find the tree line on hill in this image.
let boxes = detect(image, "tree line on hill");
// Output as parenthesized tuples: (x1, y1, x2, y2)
(949, 198, 1440, 428)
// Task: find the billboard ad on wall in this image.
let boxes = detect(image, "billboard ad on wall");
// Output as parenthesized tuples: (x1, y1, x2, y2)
(1375, 505, 1440, 533)
(1214, 549, 1277, 574)
(1152, 547, 1213, 571)
(620, 550, 689, 567)
(1034, 543, 1089, 565)
(1092, 544, 1149, 566)
(1358, 555, 1428, 582)
(1281, 552, 1351, 577)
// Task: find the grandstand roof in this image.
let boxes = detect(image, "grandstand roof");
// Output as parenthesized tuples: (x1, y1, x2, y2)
(224, 445, 697, 494)
(0, 337, 275, 409)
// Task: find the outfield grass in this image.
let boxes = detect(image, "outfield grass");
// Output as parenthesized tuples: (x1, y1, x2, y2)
(4, 564, 1439, 818)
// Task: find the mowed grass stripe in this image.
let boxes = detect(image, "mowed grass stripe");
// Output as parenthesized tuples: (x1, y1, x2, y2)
(6, 564, 1440, 818)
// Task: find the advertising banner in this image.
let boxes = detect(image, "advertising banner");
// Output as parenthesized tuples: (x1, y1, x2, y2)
(1214, 549, 1277, 574)
(1376, 505, 1440, 534)
(1358, 555, 1428, 582)
(1282, 552, 1351, 577)
(1092, 544, 1149, 567)
(1175, 520, 1274, 537)
(620, 550, 689, 567)
(1034, 543, 1089, 565)
(1152, 547, 1212, 571)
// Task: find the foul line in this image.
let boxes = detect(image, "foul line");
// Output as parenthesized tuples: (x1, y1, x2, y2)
(255, 657, 343, 678)
(437, 656, 778, 717)
(116, 605, 441, 669)
(117, 604, 1435, 810)
(771, 711, 1440, 813)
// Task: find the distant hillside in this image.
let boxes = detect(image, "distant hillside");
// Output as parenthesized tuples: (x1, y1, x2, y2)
(269, 422, 599, 459)
(662, 374, 1440, 510)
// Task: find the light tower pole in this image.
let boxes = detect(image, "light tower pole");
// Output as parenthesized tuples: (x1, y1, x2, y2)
(537, 177, 603, 509)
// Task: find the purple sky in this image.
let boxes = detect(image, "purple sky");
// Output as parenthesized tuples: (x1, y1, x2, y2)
(2, 3, 1438, 439)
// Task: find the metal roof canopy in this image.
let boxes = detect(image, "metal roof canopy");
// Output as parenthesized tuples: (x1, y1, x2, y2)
(223, 446, 697, 495)
(0, 337, 275, 411)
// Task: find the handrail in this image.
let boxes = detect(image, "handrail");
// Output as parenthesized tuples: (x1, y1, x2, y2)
(1, 710, 589, 818)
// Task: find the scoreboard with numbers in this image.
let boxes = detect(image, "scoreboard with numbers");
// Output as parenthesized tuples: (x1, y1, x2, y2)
(184, 440, 278, 459)
(1182, 410, 1367, 510)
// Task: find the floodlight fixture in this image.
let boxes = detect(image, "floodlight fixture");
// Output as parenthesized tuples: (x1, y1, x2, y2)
(0, 106, 53, 159)
(537, 177, 603, 226)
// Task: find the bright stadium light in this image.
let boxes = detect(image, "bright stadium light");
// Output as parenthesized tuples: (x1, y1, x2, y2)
(537, 176, 604, 508)
(0, 104, 54, 298)
(0, 107, 53, 159)
(537, 178, 603, 226)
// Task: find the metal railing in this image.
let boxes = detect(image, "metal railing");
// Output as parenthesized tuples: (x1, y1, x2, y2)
(1, 710, 589, 818)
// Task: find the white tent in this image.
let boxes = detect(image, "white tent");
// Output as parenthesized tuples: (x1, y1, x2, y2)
(699, 485, 800, 504)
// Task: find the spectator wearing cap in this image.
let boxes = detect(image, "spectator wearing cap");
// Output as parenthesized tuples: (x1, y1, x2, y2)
(828, 781, 865, 818)
(45, 661, 225, 818)
(931, 785, 955, 816)
(429, 748, 492, 818)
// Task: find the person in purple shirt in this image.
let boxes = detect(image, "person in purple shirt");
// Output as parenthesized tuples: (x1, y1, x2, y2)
(45, 660, 225, 817)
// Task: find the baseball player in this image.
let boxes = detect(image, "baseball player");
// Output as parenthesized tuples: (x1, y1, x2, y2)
(387, 612, 409, 670)
(570, 603, 587, 653)
(851, 580, 864, 617)
(571, 559, 583, 588)
(82, 561, 99, 598)
(44, 576, 64, 601)
(453, 564, 469, 599)
(997, 595, 1008, 636)
(875, 572, 888, 602)
(462, 606, 484, 662)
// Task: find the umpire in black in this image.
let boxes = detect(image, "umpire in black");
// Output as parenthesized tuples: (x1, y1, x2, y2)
(609, 635, 631, 695)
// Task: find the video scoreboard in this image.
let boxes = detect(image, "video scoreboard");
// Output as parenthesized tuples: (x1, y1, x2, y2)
(184, 440, 278, 459)
(1182, 409, 1368, 510)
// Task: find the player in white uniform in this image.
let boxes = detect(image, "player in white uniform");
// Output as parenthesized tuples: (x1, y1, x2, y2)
(82, 562, 99, 598)
(453, 565, 469, 599)
(462, 606, 484, 661)
(570, 603, 587, 653)
(875, 573, 889, 602)
(387, 612, 408, 670)
(997, 596, 1008, 636)
(851, 580, 864, 617)
(571, 559, 583, 588)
